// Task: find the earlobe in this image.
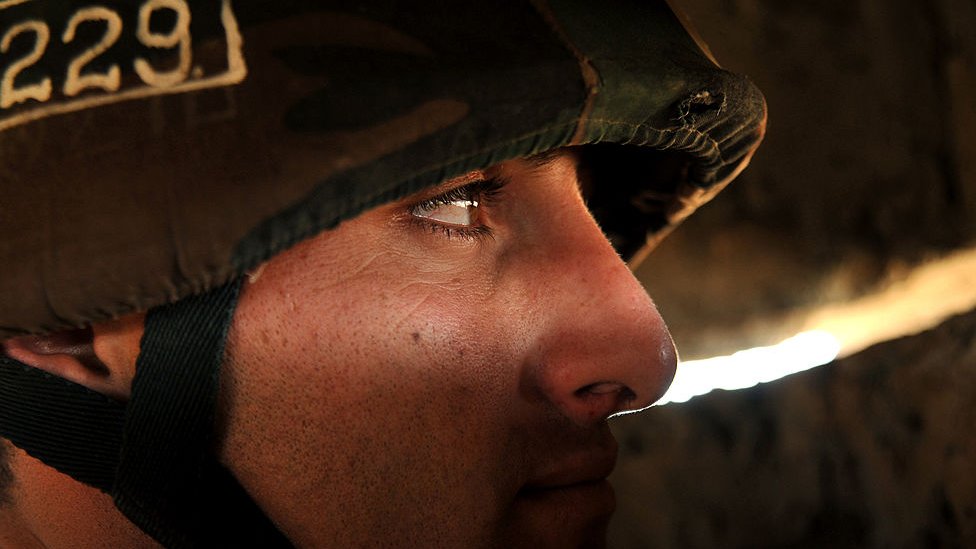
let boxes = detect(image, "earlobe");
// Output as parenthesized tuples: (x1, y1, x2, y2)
(1, 314, 145, 402)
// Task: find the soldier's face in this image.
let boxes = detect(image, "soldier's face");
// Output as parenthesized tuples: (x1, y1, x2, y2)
(218, 151, 676, 547)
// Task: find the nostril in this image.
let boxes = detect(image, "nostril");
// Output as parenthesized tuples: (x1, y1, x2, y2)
(566, 382, 640, 423)
(575, 382, 637, 402)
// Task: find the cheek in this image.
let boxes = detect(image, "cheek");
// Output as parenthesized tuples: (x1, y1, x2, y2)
(227, 231, 510, 407)
(291, 239, 510, 379)
(217, 233, 531, 544)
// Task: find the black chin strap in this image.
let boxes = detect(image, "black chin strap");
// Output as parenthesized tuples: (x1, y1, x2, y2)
(0, 357, 125, 492)
(116, 278, 292, 548)
(0, 280, 292, 548)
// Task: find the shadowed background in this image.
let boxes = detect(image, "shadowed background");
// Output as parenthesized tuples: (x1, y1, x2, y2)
(612, 0, 976, 546)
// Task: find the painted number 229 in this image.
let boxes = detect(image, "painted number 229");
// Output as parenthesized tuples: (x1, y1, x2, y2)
(0, 0, 232, 110)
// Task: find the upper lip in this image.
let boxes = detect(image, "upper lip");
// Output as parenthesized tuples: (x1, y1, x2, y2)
(519, 439, 618, 492)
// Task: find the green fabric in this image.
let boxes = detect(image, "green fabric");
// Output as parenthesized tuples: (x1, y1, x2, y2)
(0, 0, 765, 338)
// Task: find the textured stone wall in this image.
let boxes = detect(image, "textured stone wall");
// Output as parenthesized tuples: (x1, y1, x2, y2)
(609, 309, 976, 548)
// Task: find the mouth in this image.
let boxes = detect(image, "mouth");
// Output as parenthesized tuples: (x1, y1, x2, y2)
(509, 477, 616, 548)
(516, 477, 616, 514)
(501, 436, 620, 547)
(514, 443, 619, 517)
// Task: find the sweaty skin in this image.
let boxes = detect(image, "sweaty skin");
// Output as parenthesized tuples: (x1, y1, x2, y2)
(0, 152, 675, 548)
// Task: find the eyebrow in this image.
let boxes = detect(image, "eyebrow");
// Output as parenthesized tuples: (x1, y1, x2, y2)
(524, 149, 566, 169)
(426, 148, 570, 198)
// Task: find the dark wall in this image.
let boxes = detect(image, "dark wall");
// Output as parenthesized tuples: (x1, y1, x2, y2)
(614, 1, 976, 546)
(610, 308, 976, 548)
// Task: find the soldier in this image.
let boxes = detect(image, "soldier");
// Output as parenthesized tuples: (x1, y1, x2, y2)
(0, 1, 764, 547)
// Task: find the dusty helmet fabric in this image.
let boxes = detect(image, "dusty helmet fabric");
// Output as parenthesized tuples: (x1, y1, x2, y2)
(0, 0, 764, 339)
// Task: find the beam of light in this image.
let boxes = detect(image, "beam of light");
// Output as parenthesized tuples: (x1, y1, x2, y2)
(804, 246, 976, 357)
(654, 330, 841, 405)
(651, 247, 976, 407)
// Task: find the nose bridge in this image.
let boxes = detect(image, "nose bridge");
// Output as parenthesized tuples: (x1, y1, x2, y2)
(529, 207, 677, 425)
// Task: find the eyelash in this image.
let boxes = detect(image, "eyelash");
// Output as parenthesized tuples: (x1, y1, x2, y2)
(409, 177, 506, 241)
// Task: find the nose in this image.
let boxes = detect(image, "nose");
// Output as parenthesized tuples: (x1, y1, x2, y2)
(526, 206, 677, 426)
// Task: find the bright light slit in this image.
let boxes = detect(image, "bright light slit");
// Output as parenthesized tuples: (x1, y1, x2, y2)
(653, 246, 976, 406)
(655, 330, 841, 405)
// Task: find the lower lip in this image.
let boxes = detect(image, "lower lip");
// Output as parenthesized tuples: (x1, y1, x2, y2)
(516, 479, 616, 517)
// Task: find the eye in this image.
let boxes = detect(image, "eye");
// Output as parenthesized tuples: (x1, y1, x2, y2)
(408, 178, 505, 239)
(412, 195, 480, 227)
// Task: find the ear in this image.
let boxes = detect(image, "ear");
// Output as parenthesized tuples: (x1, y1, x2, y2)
(1, 314, 145, 401)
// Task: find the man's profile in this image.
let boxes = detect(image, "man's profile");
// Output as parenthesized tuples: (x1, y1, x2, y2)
(0, 1, 765, 547)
